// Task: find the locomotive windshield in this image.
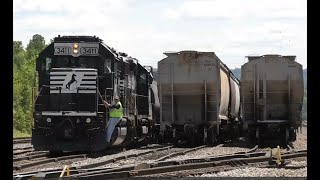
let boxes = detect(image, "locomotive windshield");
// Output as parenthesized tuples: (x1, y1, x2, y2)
(54, 56, 96, 68)
(42, 56, 98, 73)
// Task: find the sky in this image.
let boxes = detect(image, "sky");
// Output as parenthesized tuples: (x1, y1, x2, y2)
(13, 0, 307, 69)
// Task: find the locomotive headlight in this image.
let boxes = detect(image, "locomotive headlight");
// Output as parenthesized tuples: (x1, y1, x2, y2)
(46, 118, 51, 123)
(73, 43, 79, 54)
(86, 118, 91, 123)
(73, 43, 79, 49)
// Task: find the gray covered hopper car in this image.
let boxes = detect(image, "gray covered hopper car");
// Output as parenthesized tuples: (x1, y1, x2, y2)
(158, 51, 242, 145)
(241, 54, 304, 145)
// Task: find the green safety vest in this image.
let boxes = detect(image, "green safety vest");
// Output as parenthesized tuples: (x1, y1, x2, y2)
(110, 101, 123, 118)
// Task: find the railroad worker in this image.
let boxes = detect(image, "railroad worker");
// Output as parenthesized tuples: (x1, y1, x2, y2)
(103, 96, 123, 143)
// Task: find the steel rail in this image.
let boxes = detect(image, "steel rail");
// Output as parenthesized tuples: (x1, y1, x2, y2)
(72, 150, 306, 179)
(13, 154, 88, 170)
(13, 152, 49, 162)
(79, 145, 173, 169)
(13, 148, 305, 179)
(155, 145, 207, 161)
(13, 147, 33, 151)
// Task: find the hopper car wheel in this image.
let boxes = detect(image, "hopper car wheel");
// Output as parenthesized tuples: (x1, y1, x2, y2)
(207, 128, 217, 146)
(202, 128, 207, 144)
(163, 131, 173, 143)
(256, 127, 263, 145)
(232, 126, 239, 141)
(289, 128, 296, 142)
(245, 130, 256, 147)
(200, 126, 207, 145)
(189, 136, 197, 147)
(283, 127, 290, 145)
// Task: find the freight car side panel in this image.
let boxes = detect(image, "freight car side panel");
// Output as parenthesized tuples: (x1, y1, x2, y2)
(158, 52, 220, 127)
(287, 63, 304, 126)
(241, 55, 304, 127)
(240, 67, 254, 123)
(230, 77, 240, 118)
(219, 69, 230, 120)
(241, 63, 255, 123)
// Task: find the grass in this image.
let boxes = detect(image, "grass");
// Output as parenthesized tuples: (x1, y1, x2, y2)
(13, 129, 31, 138)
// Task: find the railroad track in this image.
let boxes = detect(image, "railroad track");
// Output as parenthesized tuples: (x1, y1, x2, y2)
(12, 144, 175, 171)
(13, 147, 306, 179)
(13, 147, 48, 159)
(147, 145, 302, 177)
(13, 137, 31, 144)
(13, 144, 133, 171)
(76, 144, 207, 169)
(13, 152, 48, 163)
(12, 144, 205, 178)
(12, 142, 247, 175)
(75, 145, 175, 169)
(169, 162, 307, 177)
(72, 149, 306, 179)
(13, 146, 33, 151)
(154, 145, 207, 161)
(13, 149, 35, 156)
(13, 152, 88, 171)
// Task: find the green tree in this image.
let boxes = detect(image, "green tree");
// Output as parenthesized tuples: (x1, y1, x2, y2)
(26, 34, 46, 62)
(13, 34, 46, 133)
(13, 41, 25, 69)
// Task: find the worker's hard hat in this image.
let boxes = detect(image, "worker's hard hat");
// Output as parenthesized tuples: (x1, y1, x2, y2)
(114, 96, 120, 100)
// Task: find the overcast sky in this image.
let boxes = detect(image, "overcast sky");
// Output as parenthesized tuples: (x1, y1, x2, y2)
(13, 0, 307, 69)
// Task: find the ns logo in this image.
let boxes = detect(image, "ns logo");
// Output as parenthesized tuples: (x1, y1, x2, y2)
(65, 74, 78, 90)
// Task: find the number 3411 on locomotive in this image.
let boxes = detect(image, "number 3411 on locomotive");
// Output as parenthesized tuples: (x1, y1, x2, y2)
(54, 43, 99, 57)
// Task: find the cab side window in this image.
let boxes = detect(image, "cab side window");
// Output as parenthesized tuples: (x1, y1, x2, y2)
(45, 57, 52, 71)
(40, 57, 52, 73)
(104, 59, 112, 73)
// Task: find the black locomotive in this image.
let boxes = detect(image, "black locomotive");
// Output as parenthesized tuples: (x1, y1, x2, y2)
(32, 35, 160, 153)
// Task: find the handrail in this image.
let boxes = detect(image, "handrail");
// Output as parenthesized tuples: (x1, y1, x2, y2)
(33, 87, 43, 109)
(97, 90, 106, 106)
